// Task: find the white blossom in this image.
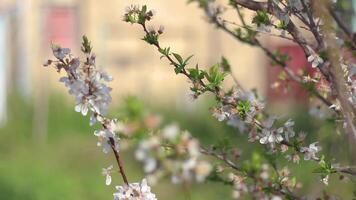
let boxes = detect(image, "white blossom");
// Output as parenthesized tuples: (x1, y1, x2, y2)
(102, 165, 114, 185)
(259, 118, 283, 145)
(212, 107, 229, 121)
(321, 175, 329, 185)
(300, 142, 321, 160)
(51, 44, 71, 60)
(113, 179, 157, 200)
(283, 119, 295, 141)
(259, 129, 283, 145)
(94, 129, 118, 153)
(135, 137, 160, 173)
(162, 124, 179, 140)
(75, 101, 89, 116)
(307, 46, 324, 68)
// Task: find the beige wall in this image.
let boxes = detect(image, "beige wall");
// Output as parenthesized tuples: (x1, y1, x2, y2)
(3, 0, 268, 106)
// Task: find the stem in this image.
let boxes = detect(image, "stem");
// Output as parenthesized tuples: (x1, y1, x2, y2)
(109, 137, 129, 185)
(300, 0, 323, 47)
(200, 147, 241, 171)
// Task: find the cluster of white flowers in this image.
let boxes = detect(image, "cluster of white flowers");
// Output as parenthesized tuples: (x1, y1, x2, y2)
(135, 124, 212, 185)
(209, 86, 324, 165)
(113, 179, 157, 200)
(48, 45, 120, 155)
(46, 43, 157, 200)
(52, 47, 113, 118)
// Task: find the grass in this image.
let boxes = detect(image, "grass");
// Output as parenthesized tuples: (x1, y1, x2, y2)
(0, 94, 355, 199)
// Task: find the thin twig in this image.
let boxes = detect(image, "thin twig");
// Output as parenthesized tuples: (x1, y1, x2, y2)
(110, 138, 129, 185)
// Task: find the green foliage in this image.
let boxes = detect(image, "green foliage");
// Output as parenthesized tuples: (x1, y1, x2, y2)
(319, 50, 328, 61)
(138, 5, 148, 24)
(312, 156, 337, 175)
(252, 10, 270, 26)
(187, 65, 205, 81)
(118, 96, 145, 121)
(242, 151, 262, 175)
(158, 47, 171, 58)
(272, 50, 290, 66)
(234, 27, 257, 44)
(143, 32, 159, 45)
(214, 137, 231, 153)
(81, 35, 92, 54)
(276, 20, 288, 30)
(203, 64, 227, 89)
(236, 100, 250, 119)
(123, 5, 154, 25)
(172, 53, 193, 74)
(220, 56, 231, 72)
(124, 14, 138, 24)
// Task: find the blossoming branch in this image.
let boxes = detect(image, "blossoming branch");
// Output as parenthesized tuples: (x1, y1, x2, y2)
(123, 3, 356, 199)
(44, 37, 157, 200)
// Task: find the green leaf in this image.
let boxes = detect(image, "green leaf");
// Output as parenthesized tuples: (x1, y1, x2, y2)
(271, 50, 290, 66)
(143, 33, 158, 45)
(276, 20, 288, 30)
(138, 5, 148, 24)
(172, 53, 184, 65)
(81, 35, 92, 54)
(203, 64, 227, 89)
(220, 56, 231, 72)
(252, 10, 270, 26)
(183, 55, 194, 65)
(236, 100, 250, 118)
(159, 47, 171, 58)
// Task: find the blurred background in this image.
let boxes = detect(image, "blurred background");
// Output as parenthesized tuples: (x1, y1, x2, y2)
(0, 0, 356, 199)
